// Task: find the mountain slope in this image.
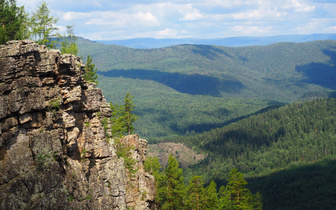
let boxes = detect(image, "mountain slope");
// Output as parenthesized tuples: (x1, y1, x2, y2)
(77, 38, 336, 139)
(78, 38, 336, 102)
(178, 98, 336, 181)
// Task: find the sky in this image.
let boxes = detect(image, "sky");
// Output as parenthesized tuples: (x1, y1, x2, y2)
(17, 0, 336, 41)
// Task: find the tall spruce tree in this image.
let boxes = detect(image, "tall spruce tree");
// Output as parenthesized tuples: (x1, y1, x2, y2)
(123, 92, 138, 135)
(161, 154, 185, 210)
(205, 180, 218, 209)
(83, 55, 98, 84)
(109, 101, 124, 137)
(218, 168, 263, 210)
(185, 176, 205, 210)
(109, 93, 139, 137)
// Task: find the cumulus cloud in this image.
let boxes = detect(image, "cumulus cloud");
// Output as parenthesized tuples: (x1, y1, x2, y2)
(296, 18, 336, 34)
(181, 9, 204, 21)
(282, 0, 316, 12)
(231, 25, 273, 36)
(15, 0, 336, 40)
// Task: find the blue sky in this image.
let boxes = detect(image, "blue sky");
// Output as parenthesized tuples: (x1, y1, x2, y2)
(17, 0, 336, 40)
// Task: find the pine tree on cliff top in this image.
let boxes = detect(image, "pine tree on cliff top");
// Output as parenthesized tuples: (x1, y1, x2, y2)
(83, 55, 98, 84)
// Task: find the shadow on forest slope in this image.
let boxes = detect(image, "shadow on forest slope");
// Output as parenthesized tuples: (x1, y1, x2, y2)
(296, 47, 336, 89)
(99, 69, 245, 96)
(191, 45, 233, 60)
(183, 104, 283, 135)
(247, 158, 336, 210)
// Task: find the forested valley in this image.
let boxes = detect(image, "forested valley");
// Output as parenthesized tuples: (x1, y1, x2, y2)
(3, 0, 336, 209)
(76, 38, 336, 209)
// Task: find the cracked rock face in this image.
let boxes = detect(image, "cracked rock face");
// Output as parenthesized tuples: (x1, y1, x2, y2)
(0, 40, 155, 209)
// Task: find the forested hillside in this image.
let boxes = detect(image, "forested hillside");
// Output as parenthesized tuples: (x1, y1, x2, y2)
(77, 38, 336, 139)
(161, 98, 336, 209)
(78, 38, 336, 101)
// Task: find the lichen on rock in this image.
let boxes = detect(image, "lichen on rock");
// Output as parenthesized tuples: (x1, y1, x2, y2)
(0, 40, 155, 209)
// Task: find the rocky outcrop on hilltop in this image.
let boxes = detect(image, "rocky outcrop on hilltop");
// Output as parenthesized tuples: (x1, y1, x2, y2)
(0, 40, 155, 209)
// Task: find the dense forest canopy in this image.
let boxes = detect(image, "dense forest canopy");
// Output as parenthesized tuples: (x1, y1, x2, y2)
(77, 38, 336, 140)
(175, 98, 336, 209)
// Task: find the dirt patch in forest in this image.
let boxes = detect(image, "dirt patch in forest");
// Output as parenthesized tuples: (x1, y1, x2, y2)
(147, 142, 206, 168)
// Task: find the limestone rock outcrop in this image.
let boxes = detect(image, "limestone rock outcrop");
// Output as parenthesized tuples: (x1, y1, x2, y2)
(0, 40, 155, 209)
(121, 135, 156, 210)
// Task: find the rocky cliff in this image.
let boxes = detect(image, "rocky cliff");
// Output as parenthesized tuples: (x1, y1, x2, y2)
(0, 40, 155, 209)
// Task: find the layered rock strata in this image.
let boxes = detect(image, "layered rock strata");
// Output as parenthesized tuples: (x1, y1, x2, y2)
(0, 40, 155, 209)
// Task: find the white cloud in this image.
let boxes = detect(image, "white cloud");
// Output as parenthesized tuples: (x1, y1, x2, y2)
(282, 0, 316, 12)
(231, 25, 273, 36)
(135, 12, 160, 26)
(14, 0, 336, 40)
(156, 28, 179, 37)
(181, 10, 204, 21)
(231, 9, 286, 20)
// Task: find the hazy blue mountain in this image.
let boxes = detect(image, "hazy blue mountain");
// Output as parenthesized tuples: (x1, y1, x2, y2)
(95, 33, 336, 49)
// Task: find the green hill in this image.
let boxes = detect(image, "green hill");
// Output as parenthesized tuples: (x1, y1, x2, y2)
(166, 98, 336, 209)
(78, 38, 336, 101)
(77, 38, 336, 139)
(248, 157, 336, 210)
(179, 98, 336, 179)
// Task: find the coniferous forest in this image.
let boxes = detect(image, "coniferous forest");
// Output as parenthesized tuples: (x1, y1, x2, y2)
(78, 37, 336, 209)
(2, 1, 336, 209)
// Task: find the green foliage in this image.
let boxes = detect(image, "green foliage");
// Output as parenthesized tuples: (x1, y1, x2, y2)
(49, 97, 61, 110)
(35, 152, 53, 170)
(0, 0, 29, 44)
(115, 138, 138, 176)
(123, 92, 139, 135)
(159, 154, 185, 210)
(144, 156, 164, 206)
(80, 147, 88, 161)
(144, 156, 161, 175)
(109, 101, 125, 137)
(146, 155, 262, 210)
(109, 92, 139, 137)
(78, 38, 336, 103)
(185, 176, 205, 209)
(98, 75, 278, 140)
(248, 157, 336, 210)
(60, 25, 78, 55)
(182, 98, 336, 183)
(218, 168, 262, 210)
(67, 195, 74, 202)
(29, 1, 59, 48)
(178, 98, 336, 209)
(83, 55, 98, 84)
(205, 180, 218, 209)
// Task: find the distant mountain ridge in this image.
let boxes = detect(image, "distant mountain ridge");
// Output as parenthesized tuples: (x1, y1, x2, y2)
(94, 33, 336, 49)
(76, 38, 336, 139)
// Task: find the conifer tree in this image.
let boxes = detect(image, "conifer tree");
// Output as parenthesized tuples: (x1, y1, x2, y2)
(218, 168, 263, 209)
(185, 176, 205, 210)
(205, 180, 218, 209)
(144, 156, 165, 207)
(109, 101, 124, 137)
(109, 93, 139, 137)
(29, 1, 59, 48)
(123, 92, 138, 135)
(83, 55, 98, 84)
(161, 154, 185, 210)
(60, 25, 78, 55)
